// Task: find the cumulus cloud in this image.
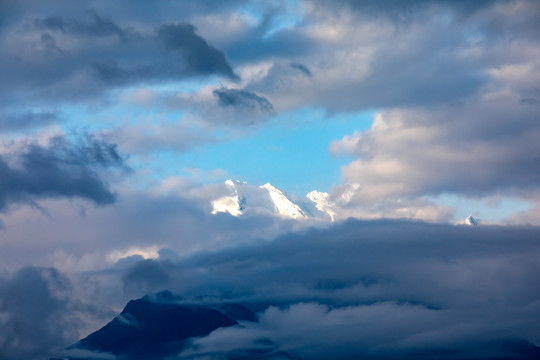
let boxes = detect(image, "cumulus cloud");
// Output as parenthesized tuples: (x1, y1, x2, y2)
(326, 53, 540, 218)
(335, 101, 540, 200)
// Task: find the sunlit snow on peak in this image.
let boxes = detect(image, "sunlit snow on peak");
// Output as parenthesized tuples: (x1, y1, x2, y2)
(260, 183, 307, 219)
(211, 180, 333, 220)
(307, 190, 336, 221)
(211, 180, 246, 216)
(456, 215, 479, 226)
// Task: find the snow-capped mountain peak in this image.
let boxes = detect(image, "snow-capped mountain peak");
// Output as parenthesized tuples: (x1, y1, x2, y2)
(260, 183, 307, 219)
(465, 215, 478, 226)
(211, 180, 246, 216)
(307, 190, 336, 221)
(456, 214, 479, 226)
(211, 180, 330, 220)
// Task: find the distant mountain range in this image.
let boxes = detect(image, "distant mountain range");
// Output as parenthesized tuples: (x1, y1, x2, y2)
(211, 180, 482, 225)
(210, 179, 340, 220)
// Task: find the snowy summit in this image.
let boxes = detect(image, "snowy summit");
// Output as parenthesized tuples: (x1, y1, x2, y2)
(457, 215, 479, 226)
(211, 180, 332, 220)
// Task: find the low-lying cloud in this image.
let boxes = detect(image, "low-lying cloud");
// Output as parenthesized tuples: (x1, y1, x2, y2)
(2, 219, 539, 359)
(122, 220, 540, 359)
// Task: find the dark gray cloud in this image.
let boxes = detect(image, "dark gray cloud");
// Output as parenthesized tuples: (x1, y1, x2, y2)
(0, 11, 237, 107)
(0, 134, 125, 212)
(115, 220, 540, 359)
(157, 220, 540, 306)
(122, 259, 172, 297)
(6, 219, 540, 359)
(0, 267, 108, 360)
(289, 62, 312, 77)
(33, 9, 133, 40)
(213, 88, 274, 114)
(247, 14, 489, 113)
(83, 22, 239, 85)
(158, 23, 238, 81)
(2, 218, 540, 359)
(233, 0, 539, 118)
(520, 88, 540, 106)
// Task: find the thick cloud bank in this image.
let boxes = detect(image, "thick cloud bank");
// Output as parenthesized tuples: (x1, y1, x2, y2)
(146, 220, 540, 359)
(2, 219, 533, 359)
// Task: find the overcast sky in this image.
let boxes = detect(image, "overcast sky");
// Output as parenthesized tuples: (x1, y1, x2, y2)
(0, 1, 540, 359)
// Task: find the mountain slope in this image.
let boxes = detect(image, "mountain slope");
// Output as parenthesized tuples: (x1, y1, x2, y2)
(68, 291, 243, 360)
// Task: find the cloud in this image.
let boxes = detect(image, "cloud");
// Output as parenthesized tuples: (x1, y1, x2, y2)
(0, 11, 237, 108)
(0, 111, 60, 132)
(330, 87, 540, 204)
(186, 301, 540, 360)
(121, 219, 540, 359)
(213, 87, 274, 114)
(282, 0, 540, 218)
(158, 23, 238, 81)
(0, 267, 109, 360)
(309, 0, 498, 20)
(165, 86, 276, 127)
(289, 62, 312, 77)
(0, 179, 312, 272)
(243, 21, 481, 114)
(211, 0, 536, 121)
(1, 218, 540, 359)
(0, 134, 125, 212)
(122, 259, 172, 297)
(0, 2, 539, 357)
(33, 9, 132, 40)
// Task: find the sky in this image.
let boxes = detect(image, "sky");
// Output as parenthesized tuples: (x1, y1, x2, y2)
(0, 1, 540, 359)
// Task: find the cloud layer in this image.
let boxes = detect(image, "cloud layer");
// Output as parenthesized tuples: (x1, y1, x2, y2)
(2, 219, 537, 359)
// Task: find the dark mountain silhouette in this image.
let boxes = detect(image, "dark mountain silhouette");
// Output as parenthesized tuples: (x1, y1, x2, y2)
(66, 290, 251, 360)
